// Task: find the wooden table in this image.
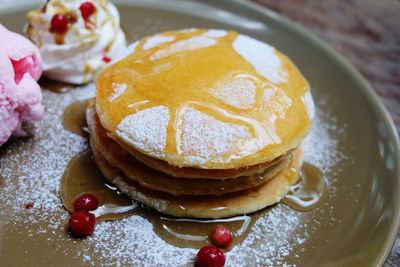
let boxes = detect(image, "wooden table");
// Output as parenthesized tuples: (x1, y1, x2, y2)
(252, 0, 400, 266)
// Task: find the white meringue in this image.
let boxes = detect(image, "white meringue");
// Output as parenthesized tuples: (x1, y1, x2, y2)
(27, 0, 126, 84)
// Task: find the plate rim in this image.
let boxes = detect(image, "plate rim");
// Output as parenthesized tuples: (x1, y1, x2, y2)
(0, 0, 399, 265)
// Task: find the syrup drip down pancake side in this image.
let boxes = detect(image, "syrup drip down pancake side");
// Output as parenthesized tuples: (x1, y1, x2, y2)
(87, 107, 293, 196)
(92, 143, 304, 219)
(96, 29, 314, 170)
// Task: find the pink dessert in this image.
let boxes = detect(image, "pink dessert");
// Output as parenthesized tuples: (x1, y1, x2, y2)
(0, 24, 43, 146)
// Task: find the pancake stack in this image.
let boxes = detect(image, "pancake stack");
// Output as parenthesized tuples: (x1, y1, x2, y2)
(88, 29, 314, 219)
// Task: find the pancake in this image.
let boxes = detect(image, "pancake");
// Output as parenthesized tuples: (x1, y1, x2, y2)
(87, 107, 293, 196)
(110, 134, 289, 179)
(93, 145, 303, 219)
(95, 28, 314, 170)
(89, 97, 292, 180)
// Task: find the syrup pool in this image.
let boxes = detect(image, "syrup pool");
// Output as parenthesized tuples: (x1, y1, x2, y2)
(60, 150, 258, 249)
(60, 100, 327, 249)
(282, 163, 328, 211)
(62, 99, 90, 137)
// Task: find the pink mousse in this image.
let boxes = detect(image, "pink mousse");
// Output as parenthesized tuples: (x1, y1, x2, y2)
(0, 24, 43, 146)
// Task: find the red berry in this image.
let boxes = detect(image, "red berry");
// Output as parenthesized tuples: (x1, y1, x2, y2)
(102, 55, 111, 63)
(80, 2, 96, 20)
(50, 14, 70, 33)
(211, 226, 233, 249)
(25, 203, 34, 209)
(73, 193, 99, 212)
(195, 245, 225, 267)
(69, 211, 95, 237)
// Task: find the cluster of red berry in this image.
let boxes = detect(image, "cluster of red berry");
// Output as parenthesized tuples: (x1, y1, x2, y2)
(68, 193, 232, 266)
(69, 193, 98, 237)
(195, 225, 233, 267)
(50, 1, 96, 33)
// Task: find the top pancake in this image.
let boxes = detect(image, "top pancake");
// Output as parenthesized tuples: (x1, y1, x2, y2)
(96, 28, 313, 169)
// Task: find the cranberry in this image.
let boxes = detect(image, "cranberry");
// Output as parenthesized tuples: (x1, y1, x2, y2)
(80, 2, 96, 20)
(211, 226, 233, 249)
(195, 245, 225, 267)
(50, 14, 70, 33)
(73, 193, 99, 212)
(25, 203, 34, 209)
(69, 211, 95, 237)
(102, 55, 111, 63)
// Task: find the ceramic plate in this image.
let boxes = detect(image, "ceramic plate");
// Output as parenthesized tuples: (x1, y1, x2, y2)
(0, 0, 399, 266)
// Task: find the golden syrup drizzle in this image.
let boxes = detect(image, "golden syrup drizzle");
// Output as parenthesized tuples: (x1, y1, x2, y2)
(54, 34, 65, 45)
(282, 163, 327, 211)
(39, 78, 74, 93)
(96, 29, 312, 168)
(60, 150, 258, 248)
(60, 150, 135, 221)
(60, 150, 327, 249)
(62, 100, 91, 137)
(59, 102, 326, 247)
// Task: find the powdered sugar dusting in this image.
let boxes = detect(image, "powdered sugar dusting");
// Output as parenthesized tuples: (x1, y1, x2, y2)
(178, 28, 198, 33)
(116, 105, 169, 158)
(111, 41, 140, 65)
(259, 86, 292, 144)
(233, 35, 287, 84)
(202, 29, 227, 38)
(211, 75, 256, 109)
(0, 83, 95, 231)
(150, 36, 217, 61)
(229, 207, 306, 266)
(180, 107, 252, 165)
(262, 87, 292, 120)
(0, 81, 346, 266)
(143, 35, 175, 50)
(303, 97, 347, 175)
(87, 216, 196, 266)
(302, 91, 315, 120)
(107, 82, 127, 102)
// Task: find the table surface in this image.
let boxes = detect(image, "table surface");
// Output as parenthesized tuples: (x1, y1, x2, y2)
(252, 0, 400, 266)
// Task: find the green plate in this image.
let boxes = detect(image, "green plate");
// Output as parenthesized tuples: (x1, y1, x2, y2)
(0, 0, 399, 266)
